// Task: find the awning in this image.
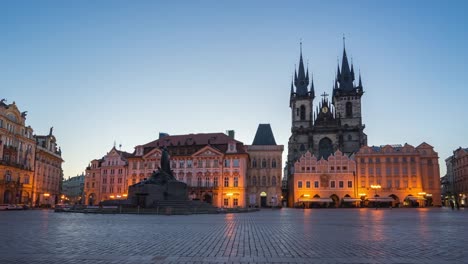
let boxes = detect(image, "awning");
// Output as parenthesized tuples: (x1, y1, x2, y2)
(367, 197, 395, 202)
(298, 198, 333, 202)
(343, 198, 362, 202)
(406, 196, 426, 201)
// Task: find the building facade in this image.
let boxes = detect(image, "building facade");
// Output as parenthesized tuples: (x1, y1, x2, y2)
(245, 124, 284, 207)
(0, 100, 36, 204)
(133, 132, 249, 208)
(292, 150, 357, 208)
(62, 173, 85, 204)
(33, 128, 64, 206)
(286, 43, 367, 206)
(84, 132, 249, 208)
(355, 143, 442, 207)
(84, 147, 131, 205)
(452, 147, 468, 206)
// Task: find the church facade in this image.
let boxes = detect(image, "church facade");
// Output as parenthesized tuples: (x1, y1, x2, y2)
(286, 43, 367, 206)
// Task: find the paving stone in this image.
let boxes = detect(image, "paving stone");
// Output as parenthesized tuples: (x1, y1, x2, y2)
(0, 208, 466, 263)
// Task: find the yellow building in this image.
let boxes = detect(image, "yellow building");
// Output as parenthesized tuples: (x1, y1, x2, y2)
(355, 143, 442, 207)
(33, 128, 64, 206)
(0, 100, 36, 204)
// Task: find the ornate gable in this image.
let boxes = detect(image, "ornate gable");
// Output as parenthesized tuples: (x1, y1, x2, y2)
(143, 148, 162, 159)
(192, 145, 223, 157)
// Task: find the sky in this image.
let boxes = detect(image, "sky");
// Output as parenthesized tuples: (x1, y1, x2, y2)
(1, 1, 467, 178)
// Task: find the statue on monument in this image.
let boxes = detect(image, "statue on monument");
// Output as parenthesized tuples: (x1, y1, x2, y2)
(143, 147, 176, 185)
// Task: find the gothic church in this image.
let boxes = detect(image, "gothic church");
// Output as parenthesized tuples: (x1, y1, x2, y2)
(287, 42, 367, 173)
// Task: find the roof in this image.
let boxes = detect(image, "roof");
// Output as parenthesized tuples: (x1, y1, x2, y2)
(252, 124, 277, 145)
(139, 132, 247, 156)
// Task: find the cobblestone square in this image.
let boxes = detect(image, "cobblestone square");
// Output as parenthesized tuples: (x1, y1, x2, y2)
(0, 208, 466, 264)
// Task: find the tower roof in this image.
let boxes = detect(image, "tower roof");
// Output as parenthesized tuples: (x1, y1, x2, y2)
(252, 124, 277, 145)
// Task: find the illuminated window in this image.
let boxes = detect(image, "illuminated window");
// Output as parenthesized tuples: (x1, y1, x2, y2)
(224, 177, 229, 187)
(298, 181, 303, 188)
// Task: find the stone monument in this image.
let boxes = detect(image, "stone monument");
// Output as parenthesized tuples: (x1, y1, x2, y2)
(128, 147, 188, 207)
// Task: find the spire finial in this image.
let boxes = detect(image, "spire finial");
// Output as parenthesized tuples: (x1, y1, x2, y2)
(300, 39, 302, 54)
(343, 34, 346, 49)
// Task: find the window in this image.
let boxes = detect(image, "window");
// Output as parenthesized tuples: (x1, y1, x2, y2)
(213, 177, 219, 187)
(252, 159, 257, 168)
(300, 105, 306, 120)
(387, 180, 392, 188)
(339, 181, 344, 188)
(361, 180, 365, 188)
(224, 198, 229, 207)
(118, 169, 123, 174)
(24, 175, 30, 184)
(331, 166, 335, 171)
(252, 176, 257, 186)
(102, 178, 107, 184)
(298, 181, 303, 188)
(102, 187, 106, 193)
(330, 181, 336, 188)
(92, 182, 95, 188)
(197, 177, 202, 187)
(262, 159, 267, 168)
(233, 198, 238, 207)
(205, 177, 210, 187)
(205, 160, 211, 168)
(198, 160, 203, 168)
(117, 187, 121, 193)
(261, 176, 267, 186)
(224, 159, 230, 167)
(233, 159, 239, 167)
(272, 159, 277, 168)
(179, 160, 185, 168)
(368, 167, 374, 176)
(395, 179, 400, 188)
(272, 176, 277, 186)
(386, 167, 391, 176)
(394, 167, 400, 176)
(314, 181, 319, 188)
(233, 177, 238, 187)
(224, 177, 229, 187)
(347, 181, 352, 188)
(187, 160, 193, 168)
(306, 181, 311, 188)
(213, 159, 219, 168)
(346, 102, 352, 117)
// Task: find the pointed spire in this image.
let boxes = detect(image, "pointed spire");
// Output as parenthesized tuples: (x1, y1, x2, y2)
(341, 44, 351, 76)
(306, 61, 309, 81)
(350, 61, 355, 81)
(310, 73, 315, 97)
(294, 68, 297, 81)
(298, 42, 306, 80)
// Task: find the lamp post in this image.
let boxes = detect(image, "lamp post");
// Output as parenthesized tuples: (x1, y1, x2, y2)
(370, 185, 381, 209)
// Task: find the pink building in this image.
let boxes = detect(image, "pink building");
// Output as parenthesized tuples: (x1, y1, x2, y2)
(453, 147, 468, 206)
(84, 147, 131, 205)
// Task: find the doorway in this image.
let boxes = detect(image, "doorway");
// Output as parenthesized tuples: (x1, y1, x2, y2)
(260, 192, 267, 207)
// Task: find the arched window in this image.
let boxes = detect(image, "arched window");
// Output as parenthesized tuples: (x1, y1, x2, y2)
(262, 159, 267, 168)
(346, 102, 353, 117)
(319, 137, 333, 160)
(300, 105, 306, 120)
(205, 177, 210, 187)
(272, 176, 277, 186)
(261, 176, 267, 186)
(252, 176, 257, 186)
(272, 159, 277, 168)
(197, 177, 202, 187)
(252, 159, 257, 168)
(213, 177, 219, 187)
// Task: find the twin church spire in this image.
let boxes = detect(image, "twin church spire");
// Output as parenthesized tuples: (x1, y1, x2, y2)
(291, 42, 315, 98)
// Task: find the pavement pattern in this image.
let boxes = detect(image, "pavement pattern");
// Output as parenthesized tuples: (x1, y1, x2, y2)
(0, 207, 466, 264)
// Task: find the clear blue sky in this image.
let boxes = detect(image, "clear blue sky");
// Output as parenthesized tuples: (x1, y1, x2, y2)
(2, 1, 467, 178)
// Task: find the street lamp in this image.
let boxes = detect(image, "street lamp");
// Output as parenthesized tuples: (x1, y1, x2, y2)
(370, 185, 381, 209)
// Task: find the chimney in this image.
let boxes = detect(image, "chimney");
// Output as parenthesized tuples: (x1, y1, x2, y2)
(159, 132, 169, 139)
(226, 130, 235, 139)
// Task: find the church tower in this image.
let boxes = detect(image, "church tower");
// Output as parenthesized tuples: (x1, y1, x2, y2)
(332, 40, 367, 154)
(287, 44, 315, 169)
